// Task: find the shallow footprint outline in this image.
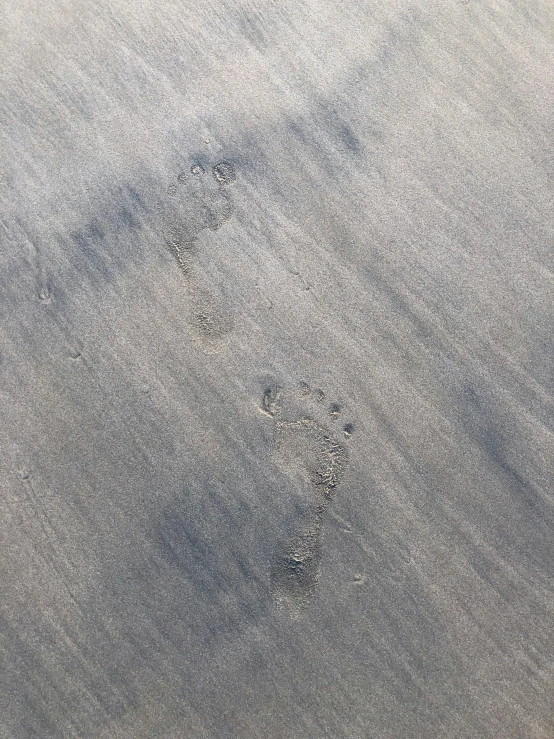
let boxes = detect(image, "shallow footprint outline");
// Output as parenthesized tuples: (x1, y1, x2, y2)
(261, 381, 354, 616)
(164, 160, 236, 353)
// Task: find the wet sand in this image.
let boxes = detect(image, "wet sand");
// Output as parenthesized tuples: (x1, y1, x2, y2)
(1, 1, 554, 736)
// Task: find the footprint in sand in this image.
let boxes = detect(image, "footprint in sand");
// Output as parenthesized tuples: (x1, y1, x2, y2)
(163, 161, 236, 353)
(260, 381, 354, 615)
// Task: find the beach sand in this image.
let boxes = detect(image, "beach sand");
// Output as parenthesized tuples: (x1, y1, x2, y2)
(1, 1, 553, 736)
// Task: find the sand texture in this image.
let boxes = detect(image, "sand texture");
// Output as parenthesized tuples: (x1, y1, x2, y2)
(1, 1, 554, 736)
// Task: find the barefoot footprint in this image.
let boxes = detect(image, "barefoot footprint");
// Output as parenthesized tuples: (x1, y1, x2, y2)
(164, 161, 236, 353)
(261, 382, 354, 615)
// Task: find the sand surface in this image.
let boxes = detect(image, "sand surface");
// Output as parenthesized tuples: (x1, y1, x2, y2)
(1, 1, 554, 737)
